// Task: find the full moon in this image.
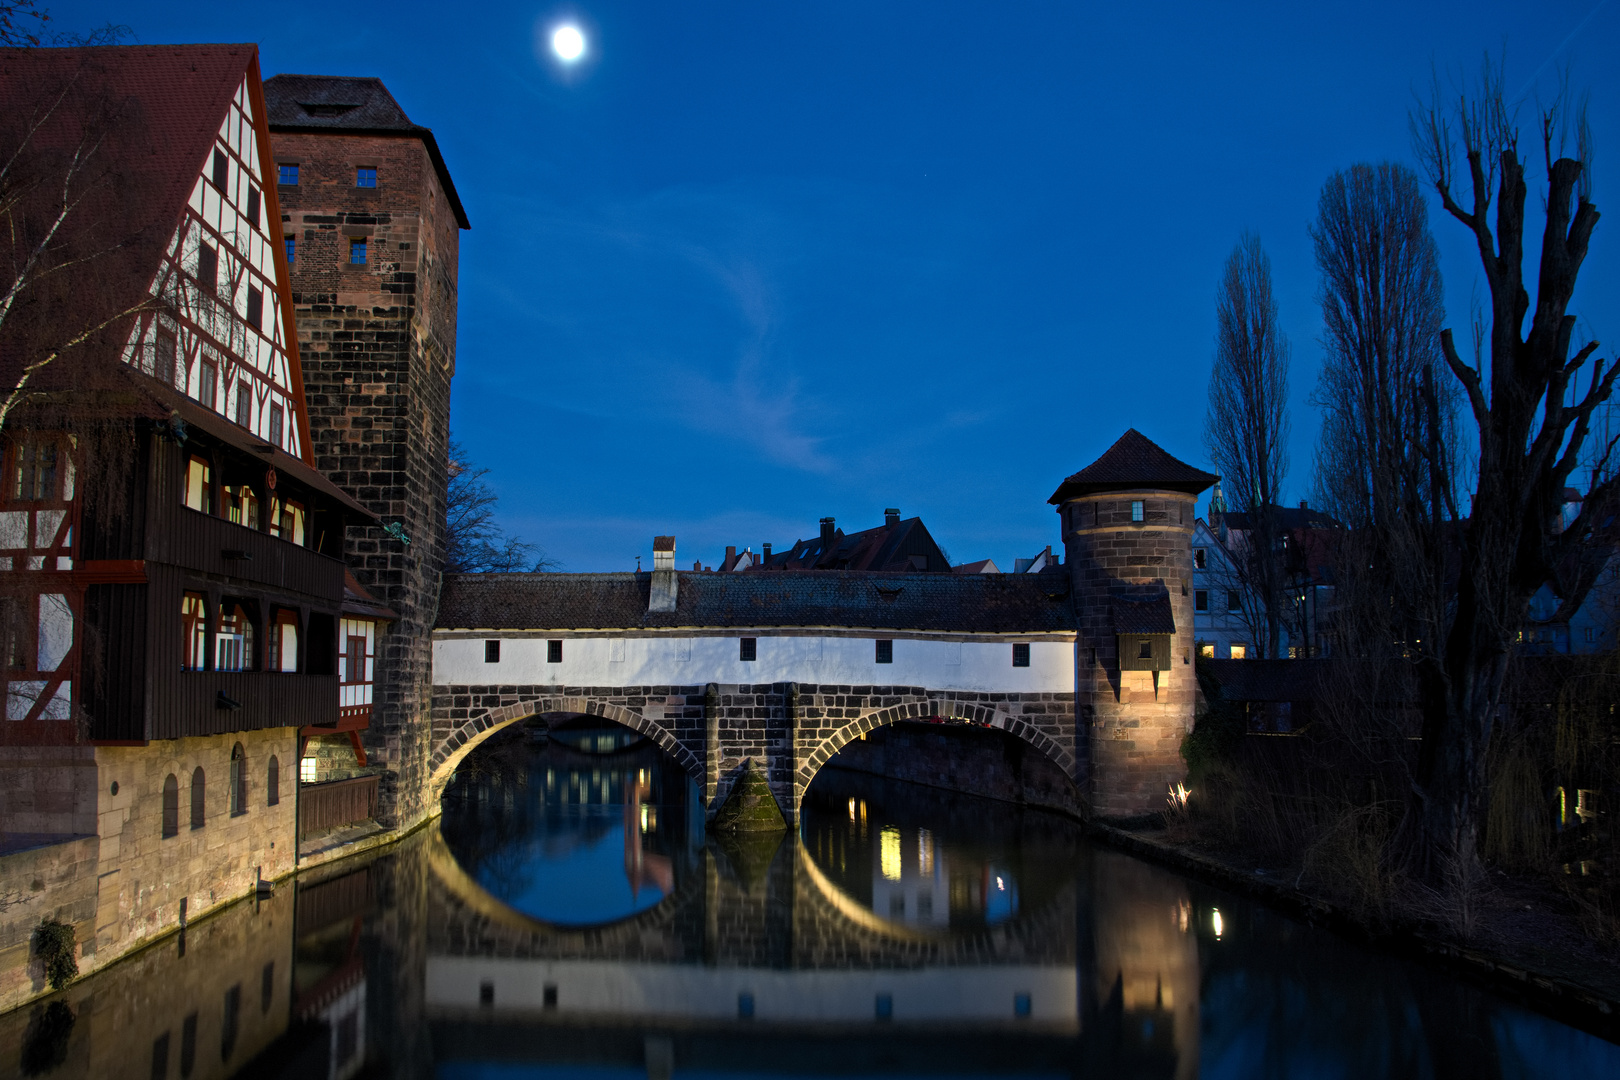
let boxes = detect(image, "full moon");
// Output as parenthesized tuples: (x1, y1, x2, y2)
(551, 25, 586, 62)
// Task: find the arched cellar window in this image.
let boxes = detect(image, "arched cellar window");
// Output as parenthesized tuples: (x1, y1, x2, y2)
(229, 744, 247, 816)
(162, 774, 179, 838)
(266, 756, 280, 806)
(190, 767, 206, 830)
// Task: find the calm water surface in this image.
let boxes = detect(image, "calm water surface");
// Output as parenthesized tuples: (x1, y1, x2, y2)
(4, 721, 1618, 1079)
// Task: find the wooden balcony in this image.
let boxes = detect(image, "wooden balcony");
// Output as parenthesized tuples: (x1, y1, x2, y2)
(297, 774, 379, 841)
(151, 505, 345, 599)
(147, 669, 339, 740)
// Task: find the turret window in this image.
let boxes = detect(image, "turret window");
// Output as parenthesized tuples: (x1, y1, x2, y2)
(1131, 500, 1144, 522)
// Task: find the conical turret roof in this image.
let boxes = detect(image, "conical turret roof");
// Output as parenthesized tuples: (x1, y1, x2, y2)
(1048, 429, 1219, 503)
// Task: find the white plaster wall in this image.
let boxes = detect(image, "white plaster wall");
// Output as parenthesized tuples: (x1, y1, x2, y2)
(433, 635, 1075, 695)
(427, 956, 1077, 1023)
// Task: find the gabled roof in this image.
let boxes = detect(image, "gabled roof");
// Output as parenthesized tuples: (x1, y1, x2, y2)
(759, 515, 952, 573)
(437, 571, 1077, 633)
(1049, 429, 1219, 503)
(262, 73, 470, 230)
(0, 44, 259, 373)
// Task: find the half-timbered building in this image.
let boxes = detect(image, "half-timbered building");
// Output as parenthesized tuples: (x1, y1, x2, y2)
(0, 44, 381, 1010)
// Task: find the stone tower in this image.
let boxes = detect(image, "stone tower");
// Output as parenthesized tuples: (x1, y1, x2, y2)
(1050, 430, 1218, 818)
(265, 76, 469, 828)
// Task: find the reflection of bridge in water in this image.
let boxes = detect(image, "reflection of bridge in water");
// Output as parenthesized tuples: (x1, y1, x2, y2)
(420, 823, 1199, 1079)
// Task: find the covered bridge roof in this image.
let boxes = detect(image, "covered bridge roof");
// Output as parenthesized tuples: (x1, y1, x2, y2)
(437, 571, 1078, 634)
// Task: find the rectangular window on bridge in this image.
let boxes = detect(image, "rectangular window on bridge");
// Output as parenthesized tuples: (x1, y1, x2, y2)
(875, 639, 893, 664)
(1012, 643, 1030, 667)
(484, 640, 500, 663)
(547, 639, 562, 663)
(739, 637, 756, 662)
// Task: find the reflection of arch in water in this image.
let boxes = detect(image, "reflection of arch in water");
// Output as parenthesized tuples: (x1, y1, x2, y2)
(792, 695, 1077, 820)
(427, 696, 700, 805)
(425, 824, 697, 944)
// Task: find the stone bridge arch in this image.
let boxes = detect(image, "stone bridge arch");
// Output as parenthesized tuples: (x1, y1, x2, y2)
(786, 690, 1078, 822)
(426, 694, 704, 805)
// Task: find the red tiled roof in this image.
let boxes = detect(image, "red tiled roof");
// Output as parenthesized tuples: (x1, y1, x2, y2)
(1049, 429, 1219, 503)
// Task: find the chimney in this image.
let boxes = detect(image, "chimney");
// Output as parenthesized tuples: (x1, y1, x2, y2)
(820, 517, 835, 550)
(885, 507, 900, 527)
(725, 545, 736, 570)
(649, 536, 677, 612)
(1300, 499, 1308, 509)
(763, 542, 772, 559)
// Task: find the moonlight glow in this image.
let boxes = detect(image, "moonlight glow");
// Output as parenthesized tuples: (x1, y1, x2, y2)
(551, 25, 586, 62)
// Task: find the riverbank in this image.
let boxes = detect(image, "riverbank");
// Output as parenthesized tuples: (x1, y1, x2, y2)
(1088, 818, 1620, 1044)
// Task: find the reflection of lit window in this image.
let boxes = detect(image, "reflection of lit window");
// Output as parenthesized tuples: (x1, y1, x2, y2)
(300, 757, 317, 783)
(880, 826, 902, 882)
(848, 797, 857, 821)
(917, 828, 933, 876)
(1211, 908, 1224, 938)
(640, 805, 649, 833)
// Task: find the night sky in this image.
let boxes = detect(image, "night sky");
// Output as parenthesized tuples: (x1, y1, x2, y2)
(73, 2, 1620, 570)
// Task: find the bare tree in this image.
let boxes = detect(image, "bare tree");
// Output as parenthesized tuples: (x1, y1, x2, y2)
(445, 439, 556, 573)
(1405, 57, 1612, 882)
(1310, 163, 1457, 678)
(1204, 233, 1291, 659)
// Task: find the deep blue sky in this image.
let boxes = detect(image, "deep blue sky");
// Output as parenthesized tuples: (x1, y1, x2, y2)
(74, 1, 1620, 571)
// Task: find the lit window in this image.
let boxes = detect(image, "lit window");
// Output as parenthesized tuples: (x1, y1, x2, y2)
(216, 601, 255, 672)
(271, 610, 299, 672)
(349, 238, 367, 264)
(284, 236, 296, 264)
(12, 440, 57, 501)
(1195, 589, 1208, 611)
(278, 163, 298, 185)
(1198, 642, 1215, 659)
(875, 639, 893, 664)
(183, 456, 212, 513)
(1131, 500, 1144, 522)
(1230, 644, 1248, 660)
(182, 592, 208, 670)
(1012, 642, 1030, 667)
(484, 640, 500, 663)
(356, 167, 377, 188)
(300, 757, 318, 784)
(739, 637, 756, 662)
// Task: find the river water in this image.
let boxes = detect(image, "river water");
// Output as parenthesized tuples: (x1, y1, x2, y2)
(4, 721, 1618, 1079)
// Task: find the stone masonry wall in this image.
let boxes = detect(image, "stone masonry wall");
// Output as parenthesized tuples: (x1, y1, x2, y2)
(1064, 491, 1198, 818)
(272, 130, 458, 830)
(430, 683, 1078, 824)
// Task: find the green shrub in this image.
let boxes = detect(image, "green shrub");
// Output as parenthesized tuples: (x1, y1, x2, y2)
(33, 918, 77, 991)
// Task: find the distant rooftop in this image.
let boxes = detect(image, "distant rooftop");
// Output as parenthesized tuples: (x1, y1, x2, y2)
(263, 73, 470, 229)
(1049, 429, 1219, 503)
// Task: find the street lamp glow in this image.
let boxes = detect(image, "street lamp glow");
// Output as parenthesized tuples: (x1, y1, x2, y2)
(551, 25, 586, 62)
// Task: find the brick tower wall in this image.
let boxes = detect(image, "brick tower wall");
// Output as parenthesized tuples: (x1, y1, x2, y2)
(270, 131, 458, 828)
(1062, 490, 1197, 818)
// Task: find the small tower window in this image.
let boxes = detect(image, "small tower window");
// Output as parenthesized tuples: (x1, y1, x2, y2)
(1138, 640, 1153, 659)
(356, 167, 377, 188)
(1131, 500, 1144, 522)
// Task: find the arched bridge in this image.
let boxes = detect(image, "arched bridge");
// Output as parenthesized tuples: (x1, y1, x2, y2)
(427, 681, 1078, 823)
